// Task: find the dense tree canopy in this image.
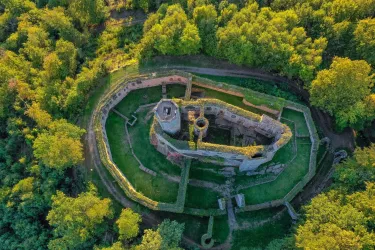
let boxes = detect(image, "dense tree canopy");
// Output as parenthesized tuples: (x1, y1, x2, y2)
(310, 57, 375, 130)
(116, 208, 142, 241)
(217, 2, 327, 82)
(47, 185, 113, 249)
(354, 18, 375, 66)
(135, 219, 184, 250)
(33, 119, 85, 170)
(296, 184, 375, 249)
(139, 4, 201, 57)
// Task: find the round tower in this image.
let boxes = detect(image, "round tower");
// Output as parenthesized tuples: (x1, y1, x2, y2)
(154, 99, 181, 135)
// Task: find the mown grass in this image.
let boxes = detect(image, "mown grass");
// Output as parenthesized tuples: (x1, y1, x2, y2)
(154, 211, 209, 243)
(189, 166, 227, 184)
(235, 207, 285, 227)
(281, 108, 310, 136)
(185, 186, 221, 209)
(151, 212, 230, 246)
(106, 113, 179, 203)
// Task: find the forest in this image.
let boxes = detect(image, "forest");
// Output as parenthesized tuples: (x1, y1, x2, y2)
(0, 0, 375, 249)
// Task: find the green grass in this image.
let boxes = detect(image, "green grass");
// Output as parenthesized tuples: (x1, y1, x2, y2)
(189, 166, 227, 184)
(189, 160, 228, 184)
(167, 84, 186, 98)
(193, 73, 302, 104)
(241, 140, 311, 204)
(235, 207, 284, 227)
(282, 108, 310, 136)
(106, 113, 179, 203)
(115, 86, 162, 117)
(185, 186, 221, 209)
(212, 215, 230, 244)
(127, 110, 182, 176)
(231, 211, 292, 249)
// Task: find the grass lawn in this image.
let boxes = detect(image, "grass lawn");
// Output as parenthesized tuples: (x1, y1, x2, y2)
(282, 108, 310, 136)
(167, 84, 186, 98)
(235, 207, 285, 227)
(212, 215, 230, 244)
(189, 166, 227, 184)
(154, 211, 210, 243)
(193, 73, 302, 104)
(185, 186, 221, 209)
(241, 140, 311, 204)
(127, 110, 182, 176)
(115, 86, 162, 117)
(231, 211, 292, 249)
(106, 113, 179, 203)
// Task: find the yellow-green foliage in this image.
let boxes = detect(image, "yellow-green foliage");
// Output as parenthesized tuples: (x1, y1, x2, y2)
(197, 141, 264, 158)
(275, 124, 293, 148)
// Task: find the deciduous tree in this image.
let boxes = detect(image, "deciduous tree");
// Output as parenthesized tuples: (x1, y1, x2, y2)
(47, 185, 113, 250)
(310, 57, 375, 129)
(33, 119, 85, 169)
(116, 208, 142, 241)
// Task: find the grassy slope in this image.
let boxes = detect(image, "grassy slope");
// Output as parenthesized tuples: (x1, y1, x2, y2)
(193, 73, 302, 104)
(185, 185, 221, 209)
(106, 113, 179, 203)
(232, 211, 292, 249)
(115, 86, 162, 117)
(282, 108, 310, 136)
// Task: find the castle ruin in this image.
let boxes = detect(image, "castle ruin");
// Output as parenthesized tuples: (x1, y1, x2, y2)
(150, 98, 292, 171)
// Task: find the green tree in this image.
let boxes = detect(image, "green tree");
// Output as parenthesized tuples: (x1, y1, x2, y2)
(216, 2, 326, 82)
(33, 119, 85, 169)
(68, 0, 109, 26)
(310, 57, 375, 129)
(116, 208, 142, 241)
(98, 242, 124, 250)
(135, 229, 162, 250)
(354, 18, 375, 66)
(139, 4, 201, 57)
(158, 219, 185, 249)
(25, 102, 52, 128)
(135, 220, 184, 250)
(218, 1, 237, 26)
(193, 4, 218, 56)
(295, 188, 375, 249)
(47, 185, 113, 250)
(334, 144, 375, 191)
(0, 0, 36, 16)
